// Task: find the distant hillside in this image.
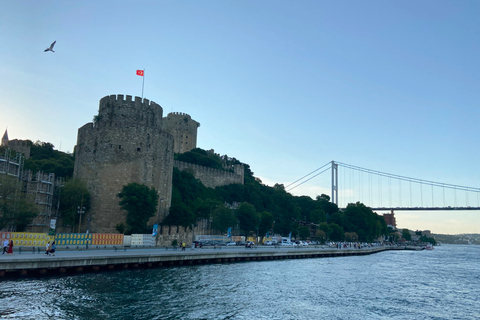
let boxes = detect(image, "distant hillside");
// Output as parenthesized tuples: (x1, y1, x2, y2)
(432, 233, 480, 245)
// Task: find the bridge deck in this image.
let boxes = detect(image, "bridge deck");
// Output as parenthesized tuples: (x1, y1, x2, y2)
(368, 207, 480, 211)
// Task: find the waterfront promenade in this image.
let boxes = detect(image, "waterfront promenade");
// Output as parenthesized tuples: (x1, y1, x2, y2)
(0, 245, 420, 278)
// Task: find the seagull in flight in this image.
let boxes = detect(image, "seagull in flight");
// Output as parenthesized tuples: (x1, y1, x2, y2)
(44, 41, 56, 52)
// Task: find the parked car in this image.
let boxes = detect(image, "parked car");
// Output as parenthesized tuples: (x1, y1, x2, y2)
(226, 242, 236, 246)
(264, 241, 273, 246)
(193, 241, 202, 248)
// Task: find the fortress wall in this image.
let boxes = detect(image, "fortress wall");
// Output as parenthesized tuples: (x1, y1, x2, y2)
(7, 139, 31, 159)
(162, 112, 200, 154)
(74, 95, 174, 233)
(174, 160, 244, 188)
(156, 221, 212, 247)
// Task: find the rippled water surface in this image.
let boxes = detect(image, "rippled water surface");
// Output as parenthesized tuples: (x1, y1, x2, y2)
(1, 245, 479, 319)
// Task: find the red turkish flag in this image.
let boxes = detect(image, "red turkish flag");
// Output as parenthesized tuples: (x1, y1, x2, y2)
(136, 70, 144, 76)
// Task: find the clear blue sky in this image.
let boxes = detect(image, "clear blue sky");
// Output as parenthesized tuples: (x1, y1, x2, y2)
(1, 1, 479, 234)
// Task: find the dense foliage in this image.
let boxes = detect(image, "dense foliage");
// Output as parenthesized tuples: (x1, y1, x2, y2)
(23, 141, 75, 178)
(0, 174, 39, 231)
(175, 148, 223, 170)
(3, 140, 390, 240)
(117, 183, 159, 234)
(58, 178, 91, 231)
(167, 149, 389, 242)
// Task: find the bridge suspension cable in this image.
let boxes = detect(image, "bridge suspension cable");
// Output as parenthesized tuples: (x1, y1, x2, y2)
(286, 160, 480, 209)
(336, 161, 480, 209)
(285, 162, 331, 192)
(335, 161, 480, 193)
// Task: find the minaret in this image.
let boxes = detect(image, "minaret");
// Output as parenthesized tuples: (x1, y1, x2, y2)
(1, 129, 8, 146)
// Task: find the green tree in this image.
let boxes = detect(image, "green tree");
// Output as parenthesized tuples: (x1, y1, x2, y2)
(298, 226, 310, 240)
(316, 229, 326, 243)
(192, 198, 219, 219)
(258, 211, 274, 241)
(170, 167, 217, 223)
(343, 202, 386, 242)
(329, 223, 344, 241)
(117, 183, 159, 234)
(402, 229, 412, 241)
(420, 235, 436, 245)
(211, 205, 237, 233)
(329, 212, 344, 227)
(0, 174, 39, 231)
(164, 202, 196, 228)
(344, 232, 359, 242)
(316, 194, 339, 217)
(310, 208, 327, 224)
(175, 148, 223, 170)
(319, 222, 333, 240)
(59, 178, 90, 230)
(236, 202, 259, 237)
(24, 141, 74, 178)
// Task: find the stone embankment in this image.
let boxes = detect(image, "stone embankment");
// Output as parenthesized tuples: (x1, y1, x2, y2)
(0, 245, 422, 278)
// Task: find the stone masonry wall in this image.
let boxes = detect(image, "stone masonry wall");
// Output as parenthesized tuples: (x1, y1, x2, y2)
(74, 95, 174, 233)
(174, 160, 244, 188)
(162, 112, 200, 154)
(156, 219, 212, 247)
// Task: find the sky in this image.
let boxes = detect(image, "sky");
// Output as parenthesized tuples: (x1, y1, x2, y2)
(1, 1, 479, 235)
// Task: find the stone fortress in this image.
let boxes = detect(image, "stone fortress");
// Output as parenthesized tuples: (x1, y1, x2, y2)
(74, 94, 244, 233)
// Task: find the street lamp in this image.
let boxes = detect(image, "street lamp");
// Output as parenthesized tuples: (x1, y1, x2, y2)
(77, 206, 85, 233)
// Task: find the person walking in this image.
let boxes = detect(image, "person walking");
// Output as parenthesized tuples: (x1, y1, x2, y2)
(6, 240, 13, 255)
(182, 242, 186, 251)
(2, 238, 8, 254)
(49, 241, 56, 256)
(45, 242, 51, 255)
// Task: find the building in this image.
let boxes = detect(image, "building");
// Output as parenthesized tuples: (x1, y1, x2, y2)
(383, 210, 396, 229)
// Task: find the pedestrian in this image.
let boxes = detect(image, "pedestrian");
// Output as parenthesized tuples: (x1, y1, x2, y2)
(7, 240, 13, 255)
(49, 241, 56, 256)
(45, 242, 51, 255)
(2, 238, 8, 254)
(182, 242, 186, 251)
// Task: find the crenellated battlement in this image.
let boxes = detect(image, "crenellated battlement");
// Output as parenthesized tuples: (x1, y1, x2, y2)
(99, 94, 160, 109)
(163, 110, 200, 154)
(167, 112, 191, 119)
(93, 94, 164, 131)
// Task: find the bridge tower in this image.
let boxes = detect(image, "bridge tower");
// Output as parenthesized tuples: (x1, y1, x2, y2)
(331, 161, 338, 206)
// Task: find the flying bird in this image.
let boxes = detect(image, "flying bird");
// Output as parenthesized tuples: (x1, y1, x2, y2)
(44, 41, 56, 52)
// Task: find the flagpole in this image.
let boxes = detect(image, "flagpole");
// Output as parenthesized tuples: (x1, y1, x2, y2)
(142, 69, 145, 99)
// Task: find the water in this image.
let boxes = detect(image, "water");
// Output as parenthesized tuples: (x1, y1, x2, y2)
(1, 245, 479, 320)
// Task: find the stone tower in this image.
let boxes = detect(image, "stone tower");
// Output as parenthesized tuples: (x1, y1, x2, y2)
(74, 94, 174, 233)
(162, 112, 200, 154)
(2, 129, 8, 146)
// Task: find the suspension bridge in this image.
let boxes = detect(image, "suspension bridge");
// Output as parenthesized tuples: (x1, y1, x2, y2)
(286, 161, 480, 211)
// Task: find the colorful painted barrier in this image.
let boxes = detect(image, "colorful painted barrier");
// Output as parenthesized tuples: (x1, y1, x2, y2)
(91, 233, 123, 246)
(131, 234, 156, 246)
(56, 233, 92, 246)
(0, 232, 11, 240)
(6, 232, 54, 247)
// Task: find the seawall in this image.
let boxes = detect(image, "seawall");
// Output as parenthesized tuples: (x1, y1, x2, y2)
(0, 246, 421, 278)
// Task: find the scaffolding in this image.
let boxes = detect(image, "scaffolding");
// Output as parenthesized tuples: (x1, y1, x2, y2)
(0, 149, 24, 177)
(1, 149, 61, 233)
(23, 171, 62, 233)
